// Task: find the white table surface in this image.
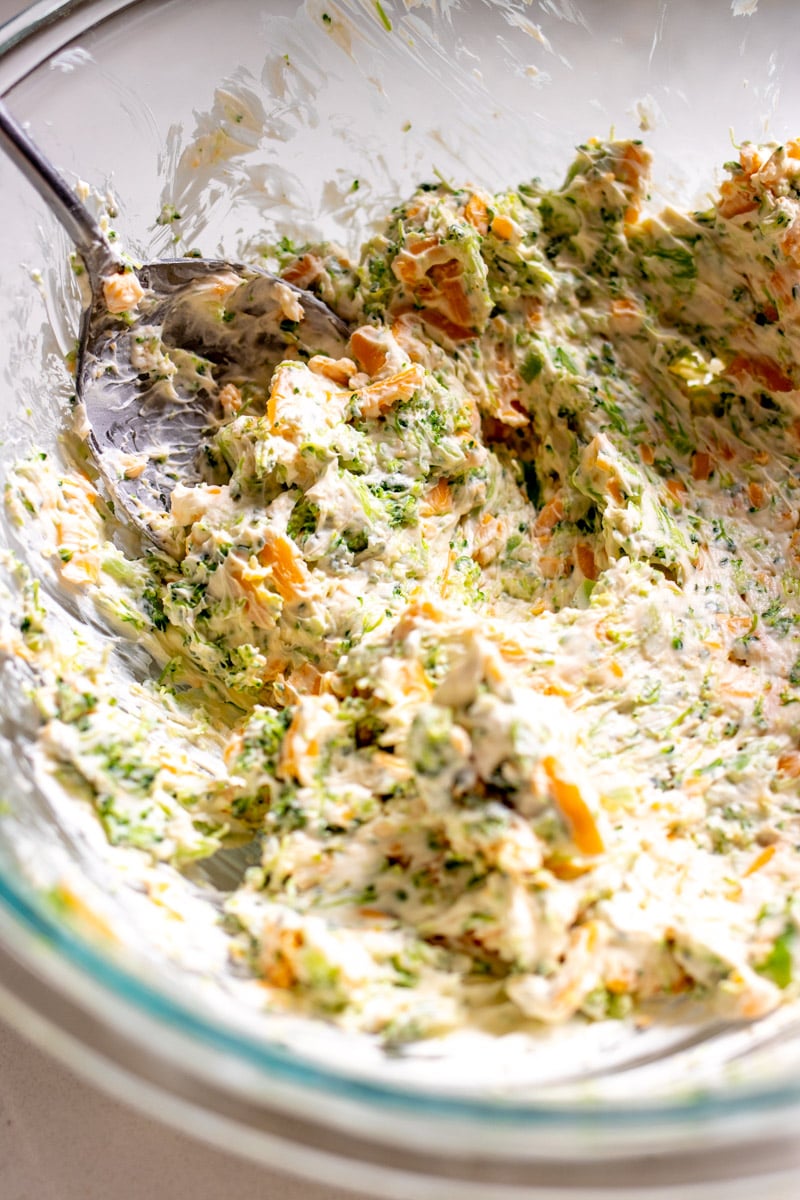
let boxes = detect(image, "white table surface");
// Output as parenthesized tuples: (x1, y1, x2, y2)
(0, 1017, 369, 1200)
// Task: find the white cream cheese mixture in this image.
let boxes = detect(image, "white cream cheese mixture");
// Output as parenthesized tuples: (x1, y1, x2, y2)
(6, 137, 800, 1047)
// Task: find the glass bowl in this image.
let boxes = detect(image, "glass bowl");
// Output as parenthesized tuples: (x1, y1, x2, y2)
(1, 1, 800, 1195)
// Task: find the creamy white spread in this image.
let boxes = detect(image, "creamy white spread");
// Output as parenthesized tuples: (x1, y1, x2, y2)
(7, 137, 800, 1045)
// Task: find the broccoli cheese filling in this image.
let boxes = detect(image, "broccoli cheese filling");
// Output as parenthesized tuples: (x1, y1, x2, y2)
(7, 137, 800, 1042)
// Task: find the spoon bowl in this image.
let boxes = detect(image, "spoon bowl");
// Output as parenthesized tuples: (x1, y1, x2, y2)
(80, 259, 348, 549)
(0, 100, 349, 549)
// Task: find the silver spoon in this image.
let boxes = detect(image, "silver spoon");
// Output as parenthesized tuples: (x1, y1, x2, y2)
(0, 100, 349, 552)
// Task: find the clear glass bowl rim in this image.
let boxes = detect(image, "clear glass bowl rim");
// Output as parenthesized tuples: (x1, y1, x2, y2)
(0, 0, 799, 1143)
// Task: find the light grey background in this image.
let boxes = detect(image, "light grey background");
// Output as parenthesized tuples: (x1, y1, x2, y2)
(0, 1019, 368, 1200)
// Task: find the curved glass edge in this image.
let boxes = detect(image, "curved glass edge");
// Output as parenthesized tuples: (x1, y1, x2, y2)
(0, 0, 121, 53)
(0, 0, 136, 93)
(0, 0, 87, 57)
(3, 848, 800, 1134)
(0, 0, 799, 1143)
(8, 967, 799, 1200)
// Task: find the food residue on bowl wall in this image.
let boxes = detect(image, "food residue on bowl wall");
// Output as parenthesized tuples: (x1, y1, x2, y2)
(6, 133, 800, 1057)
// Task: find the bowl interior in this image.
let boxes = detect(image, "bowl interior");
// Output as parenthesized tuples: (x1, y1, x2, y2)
(1, 0, 800, 1144)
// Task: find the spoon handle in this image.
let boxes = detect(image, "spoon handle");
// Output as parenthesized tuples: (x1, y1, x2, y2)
(0, 99, 122, 283)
